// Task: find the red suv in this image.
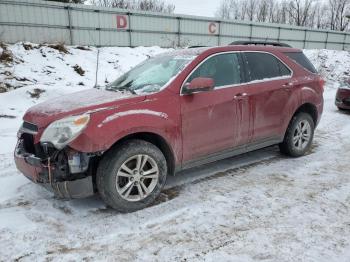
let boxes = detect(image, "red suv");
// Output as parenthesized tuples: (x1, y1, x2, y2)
(335, 78, 350, 110)
(15, 42, 324, 212)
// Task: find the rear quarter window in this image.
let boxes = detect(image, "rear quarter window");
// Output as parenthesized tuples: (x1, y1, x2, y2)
(243, 52, 291, 82)
(284, 52, 317, 73)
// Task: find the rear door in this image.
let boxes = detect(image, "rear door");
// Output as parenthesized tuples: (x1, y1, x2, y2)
(241, 52, 293, 143)
(180, 52, 249, 164)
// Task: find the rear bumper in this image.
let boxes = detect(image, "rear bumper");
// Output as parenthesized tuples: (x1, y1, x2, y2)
(14, 141, 94, 199)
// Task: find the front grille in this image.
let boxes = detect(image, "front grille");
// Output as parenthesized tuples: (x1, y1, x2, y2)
(22, 121, 38, 133)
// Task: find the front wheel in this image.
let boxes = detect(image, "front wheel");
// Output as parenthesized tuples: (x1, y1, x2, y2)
(279, 112, 315, 157)
(97, 139, 167, 212)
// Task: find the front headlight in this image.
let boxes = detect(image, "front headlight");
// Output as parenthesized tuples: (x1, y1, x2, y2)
(40, 114, 90, 149)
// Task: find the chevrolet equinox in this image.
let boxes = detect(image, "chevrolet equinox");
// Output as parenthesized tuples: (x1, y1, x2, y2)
(15, 42, 324, 212)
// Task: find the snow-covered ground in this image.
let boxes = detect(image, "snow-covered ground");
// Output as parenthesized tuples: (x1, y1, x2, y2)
(0, 43, 350, 261)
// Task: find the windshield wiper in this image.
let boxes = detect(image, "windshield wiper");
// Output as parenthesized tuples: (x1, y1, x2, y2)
(106, 85, 137, 95)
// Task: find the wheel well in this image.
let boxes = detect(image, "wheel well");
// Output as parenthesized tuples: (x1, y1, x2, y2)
(293, 103, 318, 125)
(111, 132, 176, 176)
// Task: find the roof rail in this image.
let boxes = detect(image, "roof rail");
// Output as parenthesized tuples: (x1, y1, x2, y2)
(230, 41, 292, 47)
(187, 45, 207, 48)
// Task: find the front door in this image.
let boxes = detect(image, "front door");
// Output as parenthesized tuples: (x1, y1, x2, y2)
(180, 52, 250, 164)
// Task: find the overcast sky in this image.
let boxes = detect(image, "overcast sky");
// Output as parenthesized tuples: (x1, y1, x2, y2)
(164, 0, 220, 17)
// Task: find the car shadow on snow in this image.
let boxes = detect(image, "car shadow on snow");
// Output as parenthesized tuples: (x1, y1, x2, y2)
(337, 108, 350, 115)
(59, 144, 321, 214)
(89, 146, 286, 214)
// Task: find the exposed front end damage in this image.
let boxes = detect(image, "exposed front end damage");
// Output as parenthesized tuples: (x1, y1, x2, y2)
(14, 122, 97, 199)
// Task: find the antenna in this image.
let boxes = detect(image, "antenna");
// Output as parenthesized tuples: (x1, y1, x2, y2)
(94, 48, 100, 88)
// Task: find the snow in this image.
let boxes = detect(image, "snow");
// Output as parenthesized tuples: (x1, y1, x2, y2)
(1, 44, 350, 261)
(27, 88, 134, 116)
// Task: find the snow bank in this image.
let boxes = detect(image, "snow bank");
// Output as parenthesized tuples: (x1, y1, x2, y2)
(0, 43, 169, 90)
(304, 49, 350, 83)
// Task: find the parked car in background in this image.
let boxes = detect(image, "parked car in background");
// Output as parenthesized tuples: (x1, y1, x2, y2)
(15, 42, 324, 212)
(335, 78, 350, 110)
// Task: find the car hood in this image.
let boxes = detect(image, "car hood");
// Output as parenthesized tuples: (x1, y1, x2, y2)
(23, 88, 145, 128)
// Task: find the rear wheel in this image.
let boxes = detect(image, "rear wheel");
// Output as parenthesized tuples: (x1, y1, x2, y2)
(279, 112, 315, 157)
(97, 139, 167, 212)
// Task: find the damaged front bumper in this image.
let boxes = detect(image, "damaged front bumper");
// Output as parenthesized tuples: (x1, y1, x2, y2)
(14, 139, 95, 199)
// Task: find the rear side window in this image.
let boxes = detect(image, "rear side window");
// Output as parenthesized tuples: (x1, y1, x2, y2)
(243, 52, 291, 82)
(187, 53, 242, 87)
(284, 52, 317, 73)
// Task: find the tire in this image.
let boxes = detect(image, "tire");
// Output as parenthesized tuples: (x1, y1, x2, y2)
(279, 112, 315, 157)
(97, 139, 167, 212)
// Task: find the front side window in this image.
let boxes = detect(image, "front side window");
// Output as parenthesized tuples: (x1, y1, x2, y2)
(107, 55, 195, 94)
(187, 53, 242, 88)
(244, 52, 291, 81)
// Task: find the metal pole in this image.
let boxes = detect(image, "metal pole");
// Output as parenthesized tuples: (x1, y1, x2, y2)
(66, 6, 73, 45)
(94, 49, 100, 88)
(249, 23, 253, 40)
(345, 15, 350, 50)
(128, 12, 132, 47)
(217, 21, 221, 46)
(177, 17, 181, 47)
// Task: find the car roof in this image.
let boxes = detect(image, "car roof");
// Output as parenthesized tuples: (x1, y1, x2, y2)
(161, 45, 301, 58)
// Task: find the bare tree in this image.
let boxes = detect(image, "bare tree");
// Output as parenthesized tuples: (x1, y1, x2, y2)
(45, 0, 86, 3)
(215, 0, 350, 31)
(329, 0, 350, 30)
(91, 0, 175, 13)
(246, 0, 257, 21)
(314, 5, 329, 29)
(287, 0, 315, 26)
(256, 0, 270, 22)
(215, 0, 233, 19)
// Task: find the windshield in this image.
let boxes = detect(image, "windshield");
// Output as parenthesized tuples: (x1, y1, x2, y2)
(106, 55, 195, 94)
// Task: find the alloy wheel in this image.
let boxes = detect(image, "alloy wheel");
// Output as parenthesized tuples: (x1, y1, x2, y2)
(292, 120, 311, 150)
(116, 154, 159, 202)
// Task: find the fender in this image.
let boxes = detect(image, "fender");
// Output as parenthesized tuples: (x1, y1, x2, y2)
(300, 85, 322, 106)
(69, 103, 182, 165)
(281, 84, 322, 133)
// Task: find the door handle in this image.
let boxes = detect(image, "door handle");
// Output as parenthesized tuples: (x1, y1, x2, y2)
(282, 82, 293, 92)
(282, 82, 293, 87)
(233, 93, 248, 100)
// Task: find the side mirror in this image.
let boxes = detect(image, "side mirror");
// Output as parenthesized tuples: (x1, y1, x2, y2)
(183, 77, 215, 94)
